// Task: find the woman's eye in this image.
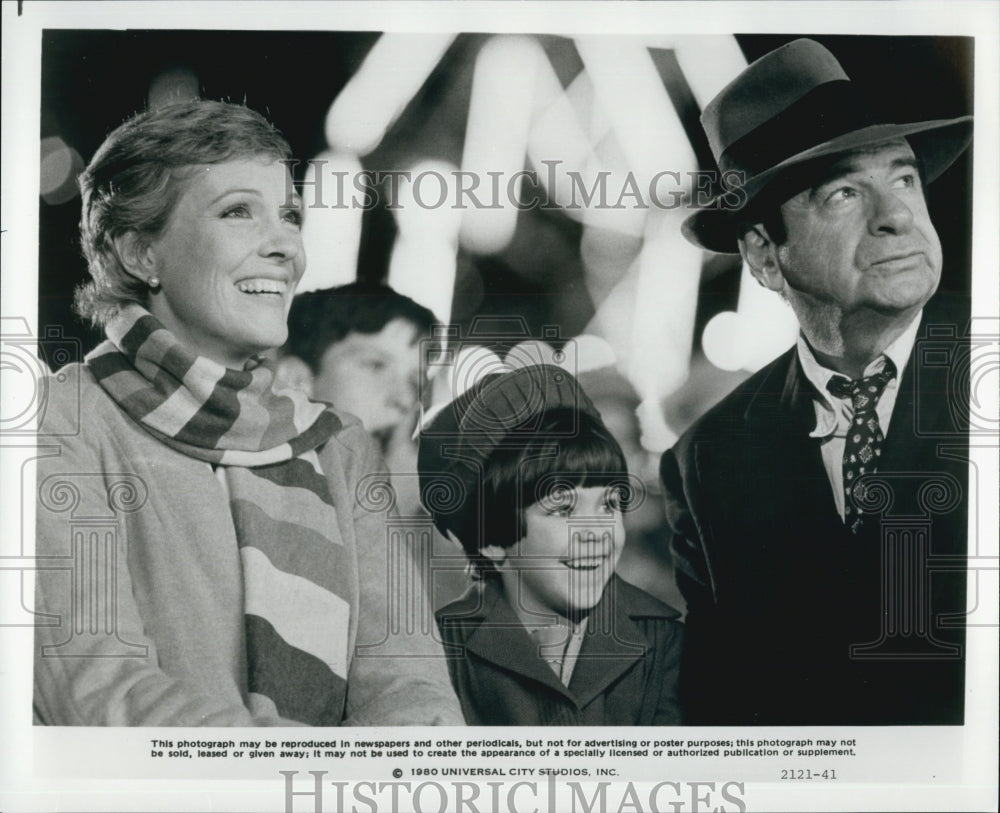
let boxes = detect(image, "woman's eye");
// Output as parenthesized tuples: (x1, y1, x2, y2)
(282, 207, 303, 227)
(222, 203, 251, 219)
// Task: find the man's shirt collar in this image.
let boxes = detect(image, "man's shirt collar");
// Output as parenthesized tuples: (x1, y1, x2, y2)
(797, 311, 921, 439)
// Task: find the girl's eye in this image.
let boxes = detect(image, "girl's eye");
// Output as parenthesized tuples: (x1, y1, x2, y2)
(543, 491, 575, 517)
(603, 489, 623, 513)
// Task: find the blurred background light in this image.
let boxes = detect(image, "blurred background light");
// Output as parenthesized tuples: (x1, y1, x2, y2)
(325, 33, 457, 156)
(628, 209, 702, 405)
(459, 36, 547, 255)
(389, 159, 462, 323)
(534, 67, 649, 238)
(394, 159, 463, 240)
(734, 259, 799, 371)
(701, 262, 799, 373)
(673, 36, 749, 110)
(388, 237, 457, 325)
(298, 150, 365, 293)
(636, 397, 677, 454)
(39, 136, 84, 206)
(527, 66, 595, 208)
(701, 310, 745, 372)
(147, 66, 200, 110)
(451, 344, 508, 396)
(505, 339, 559, 371)
(574, 37, 696, 202)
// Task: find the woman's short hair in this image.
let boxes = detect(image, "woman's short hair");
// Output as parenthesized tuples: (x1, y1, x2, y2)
(435, 408, 631, 580)
(75, 100, 293, 327)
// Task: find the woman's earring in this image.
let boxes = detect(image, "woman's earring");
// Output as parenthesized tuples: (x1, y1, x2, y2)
(148, 276, 160, 290)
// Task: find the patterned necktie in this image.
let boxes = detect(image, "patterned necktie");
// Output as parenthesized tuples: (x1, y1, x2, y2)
(826, 358, 897, 533)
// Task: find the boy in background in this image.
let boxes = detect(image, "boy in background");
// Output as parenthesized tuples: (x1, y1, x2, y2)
(279, 283, 436, 517)
(279, 282, 435, 451)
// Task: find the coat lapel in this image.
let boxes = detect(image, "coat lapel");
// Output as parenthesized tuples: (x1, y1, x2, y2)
(461, 581, 577, 700)
(568, 576, 653, 707)
(740, 349, 842, 535)
(455, 577, 665, 711)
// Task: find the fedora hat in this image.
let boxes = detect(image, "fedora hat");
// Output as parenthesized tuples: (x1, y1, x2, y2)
(682, 38, 973, 254)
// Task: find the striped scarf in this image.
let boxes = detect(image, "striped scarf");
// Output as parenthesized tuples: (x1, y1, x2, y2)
(87, 304, 352, 725)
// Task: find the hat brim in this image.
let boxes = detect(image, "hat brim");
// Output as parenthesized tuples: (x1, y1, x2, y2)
(682, 115, 973, 254)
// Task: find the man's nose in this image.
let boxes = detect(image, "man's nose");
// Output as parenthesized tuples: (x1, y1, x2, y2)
(868, 188, 915, 235)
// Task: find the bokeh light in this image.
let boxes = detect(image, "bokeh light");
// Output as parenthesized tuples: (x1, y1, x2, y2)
(39, 136, 84, 205)
(459, 36, 545, 255)
(298, 150, 365, 293)
(325, 33, 457, 156)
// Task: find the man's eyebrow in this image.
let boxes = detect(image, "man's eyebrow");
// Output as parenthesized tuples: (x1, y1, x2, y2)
(888, 156, 920, 173)
(810, 153, 920, 193)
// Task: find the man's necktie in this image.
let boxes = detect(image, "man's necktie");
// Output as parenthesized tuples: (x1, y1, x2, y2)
(826, 358, 898, 533)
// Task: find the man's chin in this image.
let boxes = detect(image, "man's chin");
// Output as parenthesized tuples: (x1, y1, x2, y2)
(859, 277, 939, 317)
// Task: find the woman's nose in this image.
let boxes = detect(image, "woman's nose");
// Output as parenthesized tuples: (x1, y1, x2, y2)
(260, 214, 303, 260)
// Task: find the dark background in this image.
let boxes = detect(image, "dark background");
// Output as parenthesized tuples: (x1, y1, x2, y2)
(38, 32, 974, 375)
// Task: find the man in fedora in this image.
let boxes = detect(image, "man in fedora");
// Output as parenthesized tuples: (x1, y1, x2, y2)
(660, 39, 972, 724)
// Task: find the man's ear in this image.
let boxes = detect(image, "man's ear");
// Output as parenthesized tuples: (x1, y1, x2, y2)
(480, 545, 508, 566)
(274, 355, 314, 397)
(738, 225, 785, 294)
(112, 231, 157, 284)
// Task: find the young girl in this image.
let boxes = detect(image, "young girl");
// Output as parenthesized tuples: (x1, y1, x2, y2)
(418, 364, 683, 725)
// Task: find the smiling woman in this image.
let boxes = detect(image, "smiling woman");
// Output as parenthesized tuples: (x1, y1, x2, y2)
(34, 100, 463, 727)
(135, 159, 305, 367)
